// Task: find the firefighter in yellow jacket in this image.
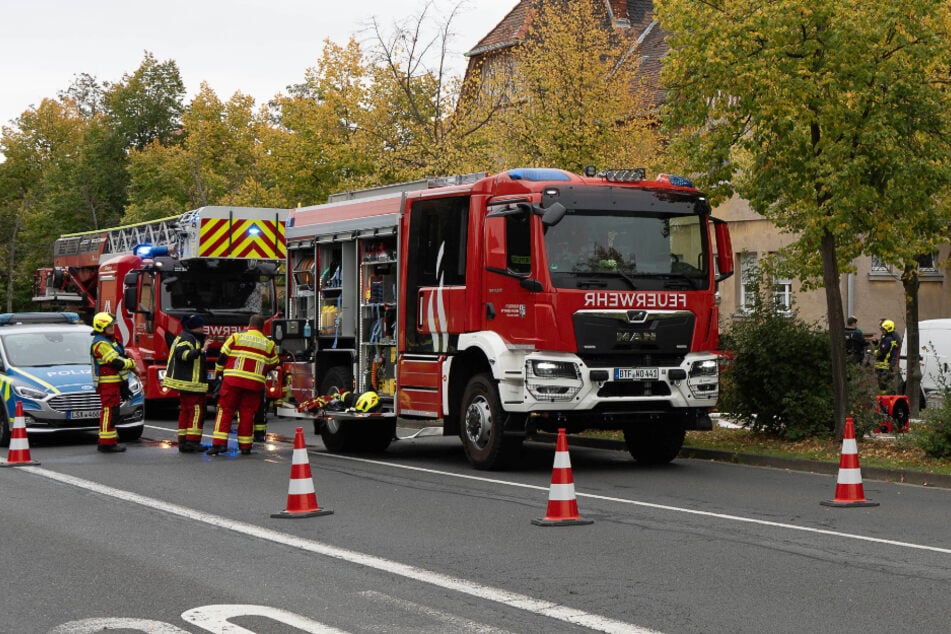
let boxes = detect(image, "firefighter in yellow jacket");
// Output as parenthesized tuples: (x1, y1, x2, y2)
(90, 312, 135, 453)
(207, 314, 279, 455)
(162, 314, 211, 453)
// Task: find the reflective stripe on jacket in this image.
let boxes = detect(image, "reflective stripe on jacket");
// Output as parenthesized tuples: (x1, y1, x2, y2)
(163, 331, 208, 393)
(91, 334, 133, 387)
(215, 328, 278, 390)
(875, 333, 900, 370)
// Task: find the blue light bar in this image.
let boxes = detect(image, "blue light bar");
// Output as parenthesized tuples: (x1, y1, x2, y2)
(133, 243, 170, 258)
(0, 312, 81, 326)
(507, 168, 572, 182)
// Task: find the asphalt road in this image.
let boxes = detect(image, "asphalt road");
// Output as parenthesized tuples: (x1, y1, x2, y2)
(2, 414, 950, 633)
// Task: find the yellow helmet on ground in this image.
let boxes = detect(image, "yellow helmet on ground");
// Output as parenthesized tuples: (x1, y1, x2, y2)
(881, 319, 895, 333)
(354, 391, 381, 413)
(92, 312, 115, 333)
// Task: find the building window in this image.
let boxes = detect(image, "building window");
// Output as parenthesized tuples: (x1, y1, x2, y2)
(739, 252, 757, 313)
(773, 275, 793, 314)
(738, 251, 793, 315)
(870, 252, 939, 276)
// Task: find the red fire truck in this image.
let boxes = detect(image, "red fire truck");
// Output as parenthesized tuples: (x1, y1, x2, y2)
(273, 168, 734, 469)
(34, 207, 288, 403)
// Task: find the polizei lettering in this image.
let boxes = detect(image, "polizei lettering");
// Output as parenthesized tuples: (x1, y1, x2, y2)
(584, 292, 687, 309)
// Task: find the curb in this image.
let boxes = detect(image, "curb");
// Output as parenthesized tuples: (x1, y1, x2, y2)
(535, 433, 951, 490)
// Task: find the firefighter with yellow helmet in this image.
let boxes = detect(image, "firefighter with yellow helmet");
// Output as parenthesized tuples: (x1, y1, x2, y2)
(90, 312, 136, 453)
(874, 319, 901, 393)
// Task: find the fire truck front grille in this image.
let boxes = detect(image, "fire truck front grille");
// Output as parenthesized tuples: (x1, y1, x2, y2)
(49, 393, 102, 413)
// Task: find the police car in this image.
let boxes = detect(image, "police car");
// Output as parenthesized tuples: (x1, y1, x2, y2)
(0, 312, 145, 446)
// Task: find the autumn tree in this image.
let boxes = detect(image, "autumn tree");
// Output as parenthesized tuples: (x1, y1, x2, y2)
(657, 0, 951, 435)
(0, 99, 87, 309)
(488, 0, 663, 173)
(261, 38, 375, 207)
(358, 2, 507, 178)
(105, 52, 186, 151)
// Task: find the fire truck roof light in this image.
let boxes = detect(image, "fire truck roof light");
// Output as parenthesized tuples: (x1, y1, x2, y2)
(598, 168, 647, 182)
(507, 168, 571, 182)
(133, 243, 169, 258)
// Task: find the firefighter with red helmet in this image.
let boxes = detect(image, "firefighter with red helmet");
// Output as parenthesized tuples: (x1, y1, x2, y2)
(90, 312, 135, 453)
(207, 314, 279, 456)
(163, 314, 211, 453)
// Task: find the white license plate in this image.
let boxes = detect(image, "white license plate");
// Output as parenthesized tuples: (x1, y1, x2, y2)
(614, 368, 659, 381)
(70, 410, 101, 420)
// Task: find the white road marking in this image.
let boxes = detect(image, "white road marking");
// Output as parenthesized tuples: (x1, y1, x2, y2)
(144, 423, 951, 555)
(48, 618, 189, 633)
(22, 466, 659, 634)
(182, 604, 349, 633)
(321, 453, 951, 556)
(358, 590, 515, 633)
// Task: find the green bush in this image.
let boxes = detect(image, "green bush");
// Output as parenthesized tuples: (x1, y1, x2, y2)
(916, 392, 951, 458)
(720, 307, 833, 439)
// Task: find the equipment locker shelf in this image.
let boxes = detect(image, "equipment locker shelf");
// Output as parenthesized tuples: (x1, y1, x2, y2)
(359, 237, 397, 397)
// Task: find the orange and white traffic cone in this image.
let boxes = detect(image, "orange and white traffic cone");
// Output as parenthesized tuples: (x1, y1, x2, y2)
(1, 402, 40, 467)
(271, 426, 332, 519)
(532, 428, 593, 526)
(821, 417, 878, 508)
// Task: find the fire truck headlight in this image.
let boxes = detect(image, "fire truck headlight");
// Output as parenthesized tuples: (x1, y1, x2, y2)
(526, 360, 582, 402)
(689, 359, 718, 378)
(687, 359, 719, 398)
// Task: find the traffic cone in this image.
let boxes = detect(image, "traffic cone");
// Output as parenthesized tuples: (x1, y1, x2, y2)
(271, 426, 333, 519)
(1, 402, 40, 467)
(821, 417, 878, 508)
(532, 428, 593, 526)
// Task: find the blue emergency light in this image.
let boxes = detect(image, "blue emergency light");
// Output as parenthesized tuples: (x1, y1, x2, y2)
(133, 243, 170, 258)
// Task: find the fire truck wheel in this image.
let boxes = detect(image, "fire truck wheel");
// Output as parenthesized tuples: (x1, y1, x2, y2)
(460, 373, 512, 470)
(0, 410, 9, 448)
(623, 418, 686, 465)
(318, 366, 357, 453)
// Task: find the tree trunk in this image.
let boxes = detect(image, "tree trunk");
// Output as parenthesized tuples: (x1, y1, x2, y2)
(821, 229, 848, 439)
(902, 264, 921, 417)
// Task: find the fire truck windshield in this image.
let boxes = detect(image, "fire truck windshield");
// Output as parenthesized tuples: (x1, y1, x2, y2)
(159, 261, 275, 315)
(545, 210, 709, 291)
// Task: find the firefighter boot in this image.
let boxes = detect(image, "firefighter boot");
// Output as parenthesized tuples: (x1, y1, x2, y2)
(98, 444, 127, 453)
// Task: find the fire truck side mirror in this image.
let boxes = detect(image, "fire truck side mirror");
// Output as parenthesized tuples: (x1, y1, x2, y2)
(122, 286, 138, 315)
(540, 202, 566, 226)
(122, 270, 139, 315)
(712, 217, 734, 282)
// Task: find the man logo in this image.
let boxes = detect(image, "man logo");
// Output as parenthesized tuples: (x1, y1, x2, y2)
(617, 331, 656, 343)
(626, 310, 648, 323)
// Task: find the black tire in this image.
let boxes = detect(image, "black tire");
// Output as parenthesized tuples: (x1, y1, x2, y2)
(118, 425, 144, 442)
(317, 366, 356, 453)
(361, 419, 396, 453)
(0, 409, 10, 448)
(459, 373, 515, 470)
(623, 418, 686, 465)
